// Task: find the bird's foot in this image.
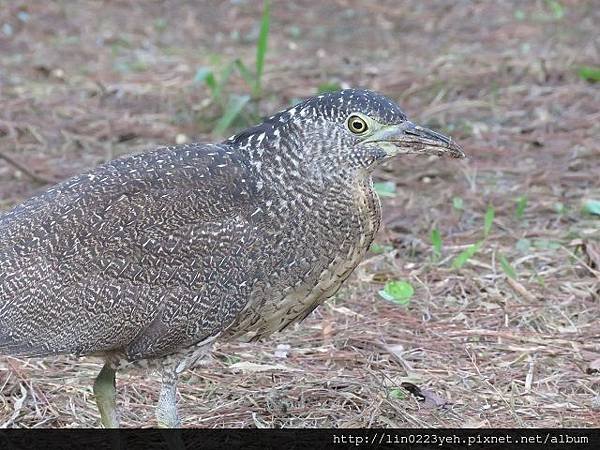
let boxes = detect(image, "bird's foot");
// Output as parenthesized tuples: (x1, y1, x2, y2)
(156, 367, 181, 428)
(93, 362, 120, 428)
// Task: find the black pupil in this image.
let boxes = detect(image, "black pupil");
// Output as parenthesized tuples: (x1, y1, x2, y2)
(352, 119, 364, 131)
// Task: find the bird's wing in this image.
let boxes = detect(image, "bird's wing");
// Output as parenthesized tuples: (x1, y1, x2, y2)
(0, 143, 263, 359)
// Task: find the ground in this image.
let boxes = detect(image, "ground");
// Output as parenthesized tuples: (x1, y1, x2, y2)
(0, 0, 599, 428)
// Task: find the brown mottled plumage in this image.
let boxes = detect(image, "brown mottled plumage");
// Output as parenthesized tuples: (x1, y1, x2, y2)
(0, 89, 464, 427)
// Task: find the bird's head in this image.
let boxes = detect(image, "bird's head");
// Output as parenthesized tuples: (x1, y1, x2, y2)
(228, 89, 465, 178)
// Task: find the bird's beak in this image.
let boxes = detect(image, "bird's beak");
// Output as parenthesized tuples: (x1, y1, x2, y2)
(363, 121, 466, 159)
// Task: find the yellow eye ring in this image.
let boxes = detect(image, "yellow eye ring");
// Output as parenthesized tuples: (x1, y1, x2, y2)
(347, 115, 368, 134)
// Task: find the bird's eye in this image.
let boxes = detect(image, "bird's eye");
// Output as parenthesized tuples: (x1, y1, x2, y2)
(347, 115, 369, 134)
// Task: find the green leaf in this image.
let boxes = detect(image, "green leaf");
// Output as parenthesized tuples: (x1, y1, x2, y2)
(533, 239, 561, 250)
(378, 280, 414, 306)
(370, 243, 384, 254)
(254, 0, 270, 96)
(215, 62, 236, 100)
(373, 181, 397, 198)
(577, 66, 600, 83)
(514, 9, 526, 20)
(515, 196, 527, 219)
(430, 227, 442, 260)
(214, 95, 251, 135)
(154, 18, 167, 32)
(498, 253, 517, 279)
(452, 196, 464, 210)
(225, 355, 241, 365)
(289, 98, 303, 107)
(553, 202, 566, 214)
(516, 238, 531, 253)
(127, 59, 148, 73)
(545, 0, 565, 19)
(484, 204, 495, 237)
(317, 82, 342, 94)
(389, 388, 406, 400)
(370, 243, 393, 254)
(452, 241, 483, 269)
(286, 25, 301, 38)
(582, 199, 600, 216)
(194, 67, 217, 93)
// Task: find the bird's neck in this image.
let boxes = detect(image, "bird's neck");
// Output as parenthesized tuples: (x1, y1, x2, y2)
(242, 142, 365, 191)
(248, 154, 364, 201)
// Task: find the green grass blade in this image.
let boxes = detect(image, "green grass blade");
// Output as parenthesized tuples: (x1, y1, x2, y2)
(484, 204, 495, 237)
(452, 241, 483, 269)
(254, 0, 270, 96)
(373, 181, 396, 198)
(430, 227, 442, 260)
(452, 196, 464, 211)
(214, 95, 251, 135)
(317, 82, 342, 94)
(515, 196, 527, 219)
(498, 253, 517, 279)
(234, 59, 256, 89)
(194, 67, 218, 97)
(214, 62, 235, 101)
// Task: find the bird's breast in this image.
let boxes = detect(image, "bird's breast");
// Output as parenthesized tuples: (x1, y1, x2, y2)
(225, 176, 381, 341)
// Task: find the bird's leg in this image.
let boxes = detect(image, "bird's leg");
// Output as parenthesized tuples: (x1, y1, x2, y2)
(156, 367, 181, 428)
(93, 362, 120, 428)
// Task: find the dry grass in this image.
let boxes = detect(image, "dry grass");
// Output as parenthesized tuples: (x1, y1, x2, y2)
(0, 0, 599, 428)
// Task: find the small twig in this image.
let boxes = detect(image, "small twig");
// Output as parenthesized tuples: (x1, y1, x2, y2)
(447, 329, 594, 349)
(506, 277, 538, 302)
(0, 151, 56, 185)
(524, 355, 535, 394)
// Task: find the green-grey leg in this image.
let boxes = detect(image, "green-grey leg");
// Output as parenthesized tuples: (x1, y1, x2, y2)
(93, 362, 120, 428)
(156, 368, 181, 428)
(157, 368, 185, 449)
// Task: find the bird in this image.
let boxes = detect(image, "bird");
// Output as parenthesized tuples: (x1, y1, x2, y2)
(0, 89, 465, 428)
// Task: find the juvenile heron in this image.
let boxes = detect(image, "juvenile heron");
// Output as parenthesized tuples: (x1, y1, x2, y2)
(0, 89, 464, 427)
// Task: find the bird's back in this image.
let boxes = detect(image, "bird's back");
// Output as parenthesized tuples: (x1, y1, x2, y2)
(0, 143, 264, 360)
